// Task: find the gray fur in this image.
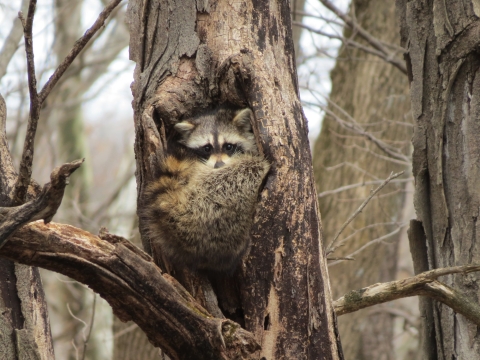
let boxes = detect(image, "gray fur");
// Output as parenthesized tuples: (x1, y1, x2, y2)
(141, 107, 270, 272)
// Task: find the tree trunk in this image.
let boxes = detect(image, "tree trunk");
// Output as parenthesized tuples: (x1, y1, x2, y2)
(397, 1, 480, 358)
(312, 1, 413, 359)
(0, 98, 54, 359)
(127, 0, 342, 358)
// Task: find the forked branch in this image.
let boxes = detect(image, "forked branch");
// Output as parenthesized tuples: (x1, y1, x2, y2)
(13, 0, 124, 204)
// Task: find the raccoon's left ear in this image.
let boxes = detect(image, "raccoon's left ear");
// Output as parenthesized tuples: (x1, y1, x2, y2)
(174, 121, 196, 138)
(232, 108, 253, 131)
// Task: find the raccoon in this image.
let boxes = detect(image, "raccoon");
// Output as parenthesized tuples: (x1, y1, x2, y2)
(140, 106, 270, 272)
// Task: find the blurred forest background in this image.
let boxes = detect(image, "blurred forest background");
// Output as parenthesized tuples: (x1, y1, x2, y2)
(0, 0, 417, 359)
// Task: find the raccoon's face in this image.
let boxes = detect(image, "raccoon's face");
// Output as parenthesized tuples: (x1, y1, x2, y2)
(174, 107, 257, 168)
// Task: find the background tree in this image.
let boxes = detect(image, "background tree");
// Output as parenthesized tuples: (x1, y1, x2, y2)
(311, 1, 414, 359)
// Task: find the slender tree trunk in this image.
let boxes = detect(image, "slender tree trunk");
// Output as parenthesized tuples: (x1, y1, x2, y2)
(127, 0, 342, 358)
(397, 1, 480, 358)
(312, 1, 413, 359)
(42, 2, 97, 359)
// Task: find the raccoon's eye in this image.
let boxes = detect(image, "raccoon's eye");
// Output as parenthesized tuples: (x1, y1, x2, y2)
(203, 145, 212, 153)
(225, 144, 234, 151)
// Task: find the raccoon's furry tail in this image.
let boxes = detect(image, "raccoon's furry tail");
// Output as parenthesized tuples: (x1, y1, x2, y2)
(140, 154, 270, 272)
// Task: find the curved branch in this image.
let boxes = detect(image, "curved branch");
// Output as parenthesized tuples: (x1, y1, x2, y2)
(334, 265, 480, 326)
(0, 223, 260, 360)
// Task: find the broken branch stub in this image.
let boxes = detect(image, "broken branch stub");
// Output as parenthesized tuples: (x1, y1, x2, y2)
(0, 159, 84, 248)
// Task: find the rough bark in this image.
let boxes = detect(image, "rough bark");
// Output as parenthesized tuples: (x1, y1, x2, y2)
(397, 1, 480, 358)
(312, 0, 412, 359)
(127, 0, 341, 358)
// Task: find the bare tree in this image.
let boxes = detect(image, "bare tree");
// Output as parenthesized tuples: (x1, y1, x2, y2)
(306, 1, 413, 358)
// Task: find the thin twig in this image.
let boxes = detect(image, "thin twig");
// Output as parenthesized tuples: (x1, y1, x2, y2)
(318, 177, 413, 198)
(291, 11, 345, 27)
(328, 224, 407, 266)
(326, 257, 354, 261)
(368, 306, 419, 328)
(113, 323, 138, 339)
(324, 100, 411, 163)
(67, 302, 88, 329)
(38, 0, 123, 104)
(82, 293, 96, 360)
(326, 171, 404, 255)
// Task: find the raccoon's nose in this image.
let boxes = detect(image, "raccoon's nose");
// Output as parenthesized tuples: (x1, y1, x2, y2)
(214, 161, 225, 169)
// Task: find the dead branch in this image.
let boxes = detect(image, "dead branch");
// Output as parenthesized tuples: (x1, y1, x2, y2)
(334, 265, 480, 327)
(0, 159, 84, 248)
(0, 223, 260, 360)
(14, 0, 40, 204)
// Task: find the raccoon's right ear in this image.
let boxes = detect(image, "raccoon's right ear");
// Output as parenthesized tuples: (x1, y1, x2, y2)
(232, 108, 253, 131)
(174, 121, 196, 138)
